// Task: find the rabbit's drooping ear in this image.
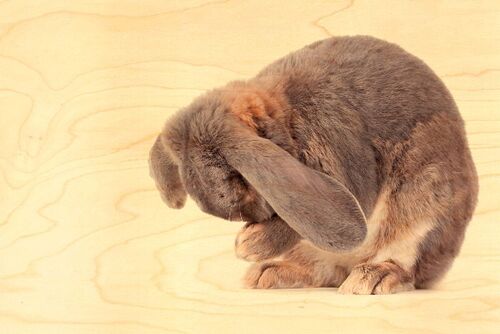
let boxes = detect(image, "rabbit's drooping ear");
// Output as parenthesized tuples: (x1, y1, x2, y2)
(223, 134, 367, 252)
(149, 136, 187, 209)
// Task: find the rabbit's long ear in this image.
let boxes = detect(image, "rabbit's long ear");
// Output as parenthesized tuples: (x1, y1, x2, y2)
(149, 136, 187, 209)
(222, 134, 367, 252)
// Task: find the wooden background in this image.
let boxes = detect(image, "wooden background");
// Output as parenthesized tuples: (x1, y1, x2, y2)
(0, 1, 499, 333)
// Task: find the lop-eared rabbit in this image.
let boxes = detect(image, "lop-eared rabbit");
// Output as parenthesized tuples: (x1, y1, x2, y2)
(149, 36, 478, 294)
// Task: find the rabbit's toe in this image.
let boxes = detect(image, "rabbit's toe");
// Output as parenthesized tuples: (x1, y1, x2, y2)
(338, 262, 414, 295)
(373, 272, 414, 294)
(244, 261, 313, 289)
(235, 223, 280, 262)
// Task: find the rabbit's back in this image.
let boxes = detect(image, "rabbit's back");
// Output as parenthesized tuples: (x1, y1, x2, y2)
(257, 35, 461, 142)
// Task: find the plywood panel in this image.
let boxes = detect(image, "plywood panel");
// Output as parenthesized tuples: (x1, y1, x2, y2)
(0, 1, 499, 333)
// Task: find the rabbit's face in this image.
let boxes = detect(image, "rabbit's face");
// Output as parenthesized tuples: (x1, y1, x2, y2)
(178, 146, 275, 222)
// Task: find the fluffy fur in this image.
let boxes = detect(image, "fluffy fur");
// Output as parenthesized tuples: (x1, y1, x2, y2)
(149, 36, 478, 294)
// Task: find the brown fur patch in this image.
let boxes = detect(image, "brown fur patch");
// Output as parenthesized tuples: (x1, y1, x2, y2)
(223, 81, 289, 131)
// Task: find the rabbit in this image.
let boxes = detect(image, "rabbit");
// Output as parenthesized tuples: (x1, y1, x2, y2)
(149, 36, 478, 294)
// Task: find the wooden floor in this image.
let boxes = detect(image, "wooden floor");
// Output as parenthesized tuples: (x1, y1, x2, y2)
(0, 1, 499, 333)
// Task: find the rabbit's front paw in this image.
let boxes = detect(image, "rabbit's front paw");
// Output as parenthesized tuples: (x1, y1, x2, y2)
(235, 223, 281, 262)
(338, 262, 414, 295)
(244, 261, 313, 289)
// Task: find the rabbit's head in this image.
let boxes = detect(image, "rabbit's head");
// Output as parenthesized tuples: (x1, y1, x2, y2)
(150, 82, 367, 251)
(161, 114, 275, 223)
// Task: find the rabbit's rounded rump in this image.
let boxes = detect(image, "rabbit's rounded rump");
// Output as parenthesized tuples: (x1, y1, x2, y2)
(150, 36, 478, 294)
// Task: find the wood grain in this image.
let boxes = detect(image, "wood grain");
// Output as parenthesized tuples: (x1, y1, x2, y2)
(0, 1, 499, 333)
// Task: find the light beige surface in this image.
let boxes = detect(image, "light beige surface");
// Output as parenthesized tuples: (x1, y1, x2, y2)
(0, 1, 499, 333)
